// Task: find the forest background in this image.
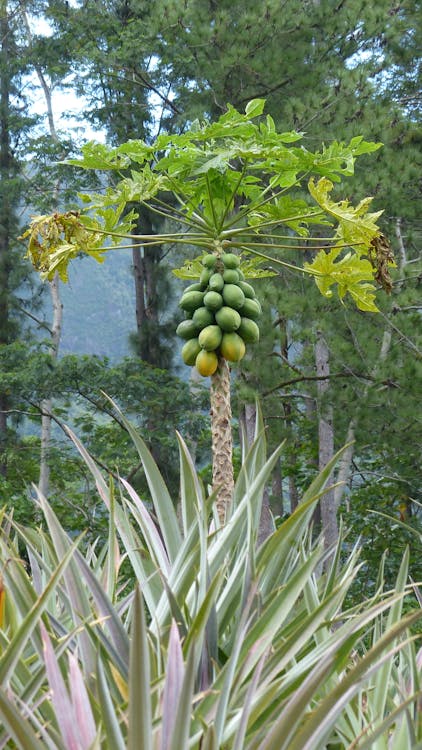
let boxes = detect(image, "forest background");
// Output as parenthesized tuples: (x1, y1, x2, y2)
(1, 0, 421, 593)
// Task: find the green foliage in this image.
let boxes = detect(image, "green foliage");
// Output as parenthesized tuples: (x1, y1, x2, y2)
(0, 414, 419, 748)
(24, 100, 391, 312)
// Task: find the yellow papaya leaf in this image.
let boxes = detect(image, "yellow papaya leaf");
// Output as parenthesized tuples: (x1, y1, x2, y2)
(304, 248, 379, 312)
(308, 177, 383, 251)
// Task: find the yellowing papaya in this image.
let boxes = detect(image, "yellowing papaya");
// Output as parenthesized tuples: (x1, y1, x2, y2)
(198, 324, 223, 351)
(196, 349, 219, 376)
(220, 332, 246, 362)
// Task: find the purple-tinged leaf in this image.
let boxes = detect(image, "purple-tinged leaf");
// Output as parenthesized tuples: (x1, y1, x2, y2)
(161, 621, 185, 750)
(68, 651, 97, 747)
(41, 623, 82, 750)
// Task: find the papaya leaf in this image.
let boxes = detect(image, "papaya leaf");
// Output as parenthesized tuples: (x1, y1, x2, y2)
(308, 177, 383, 249)
(304, 248, 379, 312)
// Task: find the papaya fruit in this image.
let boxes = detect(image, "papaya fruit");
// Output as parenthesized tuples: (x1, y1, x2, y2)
(208, 273, 224, 292)
(176, 319, 200, 340)
(222, 283, 245, 310)
(238, 280, 256, 299)
(184, 282, 203, 293)
(241, 297, 261, 319)
(192, 306, 214, 329)
(215, 306, 241, 332)
(220, 332, 246, 362)
(237, 317, 260, 343)
(200, 267, 213, 287)
(179, 290, 204, 312)
(182, 338, 201, 366)
(196, 349, 219, 376)
(204, 290, 223, 311)
(221, 252, 240, 269)
(222, 269, 240, 284)
(202, 253, 217, 269)
(198, 324, 223, 351)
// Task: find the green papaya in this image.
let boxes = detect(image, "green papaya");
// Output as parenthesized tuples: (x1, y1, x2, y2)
(238, 280, 256, 299)
(192, 306, 215, 329)
(208, 273, 225, 292)
(222, 283, 245, 310)
(202, 253, 217, 269)
(204, 291, 223, 311)
(182, 338, 201, 366)
(215, 306, 241, 332)
(176, 319, 200, 340)
(241, 297, 261, 319)
(222, 269, 240, 284)
(221, 252, 240, 269)
(237, 317, 260, 343)
(179, 290, 204, 312)
(198, 324, 223, 351)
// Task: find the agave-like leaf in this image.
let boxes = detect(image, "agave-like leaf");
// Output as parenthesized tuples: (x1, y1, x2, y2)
(160, 620, 185, 750)
(168, 642, 197, 750)
(128, 587, 152, 750)
(0, 538, 78, 686)
(104, 398, 182, 563)
(42, 623, 97, 750)
(0, 687, 48, 750)
(96, 658, 126, 750)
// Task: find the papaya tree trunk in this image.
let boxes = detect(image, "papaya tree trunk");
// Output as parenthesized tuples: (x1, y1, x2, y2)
(210, 356, 234, 523)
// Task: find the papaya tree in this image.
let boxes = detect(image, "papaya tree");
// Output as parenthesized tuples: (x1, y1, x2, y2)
(23, 99, 394, 522)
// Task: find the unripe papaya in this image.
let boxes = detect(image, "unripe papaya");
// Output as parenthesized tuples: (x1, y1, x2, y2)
(198, 324, 223, 351)
(179, 290, 204, 312)
(222, 283, 245, 310)
(196, 349, 218, 376)
(182, 338, 201, 366)
(241, 297, 261, 319)
(204, 290, 223, 311)
(220, 332, 246, 362)
(222, 269, 240, 284)
(208, 272, 225, 292)
(215, 306, 241, 332)
(202, 253, 217, 269)
(238, 280, 256, 299)
(221, 252, 240, 269)
(176, 319, 200, 340)
(192, 306, 214, 329)
(184, 282, 203, 293)
(200, 267, 213, 287)
(237, 317, 260, 343)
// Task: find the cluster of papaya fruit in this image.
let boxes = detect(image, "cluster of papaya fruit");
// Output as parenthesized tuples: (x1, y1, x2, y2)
(177, 252, 261, 377)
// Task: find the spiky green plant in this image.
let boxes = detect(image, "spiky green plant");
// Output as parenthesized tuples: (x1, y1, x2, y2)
(0, 404, 420, 749)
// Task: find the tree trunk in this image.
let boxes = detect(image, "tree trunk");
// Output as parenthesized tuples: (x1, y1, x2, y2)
(315, 331, 338, 553)
(0, 1, 12, 477)
(210, 357, 234, 523)
(39, 272, 63, 497)
(24, 10, 64, 498)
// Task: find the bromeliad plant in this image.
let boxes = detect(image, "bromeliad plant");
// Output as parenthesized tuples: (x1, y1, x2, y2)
(23, 98, 395, 519)
(0, 405, 420, 749)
